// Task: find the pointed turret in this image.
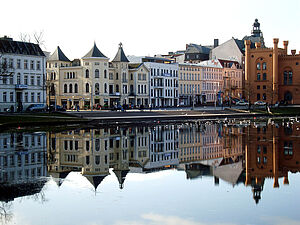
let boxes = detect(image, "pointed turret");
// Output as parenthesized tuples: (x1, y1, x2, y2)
(83, 43, 107, 58)
(84, 174, 107, 190)
(49, 46, 70, 62)
(113, 169, 129, 189)
(112, 42, 129, 62)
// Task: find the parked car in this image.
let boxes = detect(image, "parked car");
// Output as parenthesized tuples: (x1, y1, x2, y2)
(236, 100, 249, 106)
(49, 105, 66, 112)
(26, 104, 47, 112)
(254, 101, 266, 106)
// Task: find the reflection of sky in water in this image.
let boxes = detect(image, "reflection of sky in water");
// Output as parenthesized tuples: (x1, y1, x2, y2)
(6, 169, 300, 225)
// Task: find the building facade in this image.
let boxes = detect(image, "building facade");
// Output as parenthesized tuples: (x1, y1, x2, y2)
(245, 38, 300, 104)
(178, 63, 202, 106)
(0, 37, 46, 112)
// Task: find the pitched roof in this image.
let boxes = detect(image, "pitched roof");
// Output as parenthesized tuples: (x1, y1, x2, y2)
(186, 44, 211, 54)
(49, 46, 70, 61)
(112, 43, 129, 62)
(128, 63, 142, 69)
(83, 43, 107, 58)
(0, 38, 45, 57)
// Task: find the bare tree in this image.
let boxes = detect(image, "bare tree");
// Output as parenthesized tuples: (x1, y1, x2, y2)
(19, 31, 46, 49)
(0, 54, 14, 80)
(0, 202, 13, 224)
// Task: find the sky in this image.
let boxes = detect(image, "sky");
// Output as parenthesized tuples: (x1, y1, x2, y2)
(2, 0, 300, 60)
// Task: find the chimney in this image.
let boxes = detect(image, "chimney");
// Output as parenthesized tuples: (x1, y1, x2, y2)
(255, 42, 261, 48)
(283, 41, 289, 54)
(291, 49, 296, 55)
(214, 39, 219, 48)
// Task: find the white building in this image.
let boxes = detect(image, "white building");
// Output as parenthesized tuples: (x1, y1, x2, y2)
(0, 36, 46, 112)
(128, 56, 179, 107)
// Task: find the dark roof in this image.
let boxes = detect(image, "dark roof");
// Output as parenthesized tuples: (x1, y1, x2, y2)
(128, 63, 142, 69)
(0, 38, 45, 57)
(83, 43, 107, 58)
(84, 175, 107, 190)
(49, 46, 70, 61)
(112, 43, 129, 62)
(233, 39, 245, 54)
(186, 44, 211, 55)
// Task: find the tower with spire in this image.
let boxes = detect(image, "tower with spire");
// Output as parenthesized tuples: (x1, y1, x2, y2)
(109, 42, 130, 106)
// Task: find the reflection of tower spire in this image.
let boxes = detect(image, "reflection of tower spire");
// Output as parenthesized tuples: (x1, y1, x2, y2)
(113, 169, 129, 189)
(83, 175, 107, 191)
(283, 176, 289, 185)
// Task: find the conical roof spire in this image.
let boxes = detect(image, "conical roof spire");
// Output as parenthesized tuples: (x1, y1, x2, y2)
(112, 42, 129, 62)
(83, 43, 107, 58)
(49, 46, 70, 62)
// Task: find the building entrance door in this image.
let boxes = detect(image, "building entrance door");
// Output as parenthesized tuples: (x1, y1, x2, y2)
(16, 92, 23, 112)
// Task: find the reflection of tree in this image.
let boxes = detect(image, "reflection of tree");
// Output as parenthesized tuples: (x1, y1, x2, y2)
(0, 202, 13, 224)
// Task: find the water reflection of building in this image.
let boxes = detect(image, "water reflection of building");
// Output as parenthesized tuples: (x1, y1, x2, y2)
(0, 132, 47, 202)
(244, 122, 300, 204)
(47, 125, 179, 189)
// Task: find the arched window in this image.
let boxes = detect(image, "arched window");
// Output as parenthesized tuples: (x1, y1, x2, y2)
(74, 83, 78, 93)
(95, 83, 100, 95)
(64, 84, 67, 93)
(50, 84, 55, 96)
(256, 63, 261, 70)
(284, 70, 293, 85)
(95, 69, 99, 78)
(85, 69, 89, 78)
(69, 84, 73, 93)
(116, 84, 119, 92)
(104, 83, 107, 93)
(104, 70, 107, 78)
(86, 83, 89, 93)
(262, 62, 267, 70)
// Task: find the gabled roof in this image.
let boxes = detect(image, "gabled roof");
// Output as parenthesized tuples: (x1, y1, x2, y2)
(49, 46, 70, 61)
(112, 43, 129, 62)
(0, 38, 45, 57)
(83, 43, 107, 58)
(218, 59, 241, 68)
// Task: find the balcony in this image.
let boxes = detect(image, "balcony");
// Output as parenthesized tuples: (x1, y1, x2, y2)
(15, 84, 28, 89)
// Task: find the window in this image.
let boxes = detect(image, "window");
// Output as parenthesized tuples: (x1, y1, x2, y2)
(131, 74, 133, 80)
(3, 92, 7, 102)
(69, 84, 73, 93)
(116, 73, 119, 80)
(263, 85, 266, 90)
(37, 76, 41, 86)
(24, 75, 28, 85)
(262, 62, 267, 70)
(85, 69, 89, 78)
(95, 83, 100, 95)
(256, 63, 261, 70)
(10, 92, 14, 102)
(263, 73, 267, 80)
(37, 93, 41, 103)
(284, 70, 293, 85)
(262, 93, 266, 100)
(104, 70, 107, 78)
(9, 59, 13, 68)
(257, 93, 260, 100)
(74, 83, 78, 93)
(257, 85, 260, 90)
(257, 73, 261, 80)
(31, 93, 34, 102)
(95, 156, 100, 165)
(17, 59, 21, 69)
(24, 92, 28, 102)
(64, 84, 67, 93)
(37, 61, 41, 70)
(95, 69, 99, 78)
(17, 73, 21, 84)
(109, 73, 113, 80)
(86, 83, 89, 93)
(30, 76, 34, 85)
(30, 60, 34, 70)
(104, 83, 107, 93)
(116, 84, 119, 92)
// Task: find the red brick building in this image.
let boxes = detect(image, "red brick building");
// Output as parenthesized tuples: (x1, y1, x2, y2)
(245, 38, 300, 104)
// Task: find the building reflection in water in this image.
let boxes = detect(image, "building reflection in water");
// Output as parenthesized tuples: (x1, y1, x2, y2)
(1, 120, 300, 208)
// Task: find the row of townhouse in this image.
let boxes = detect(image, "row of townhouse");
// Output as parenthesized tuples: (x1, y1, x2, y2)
(0, 36, 244, 111)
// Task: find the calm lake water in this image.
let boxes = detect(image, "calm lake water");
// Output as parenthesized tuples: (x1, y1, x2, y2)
(1, 119, 300, 225)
